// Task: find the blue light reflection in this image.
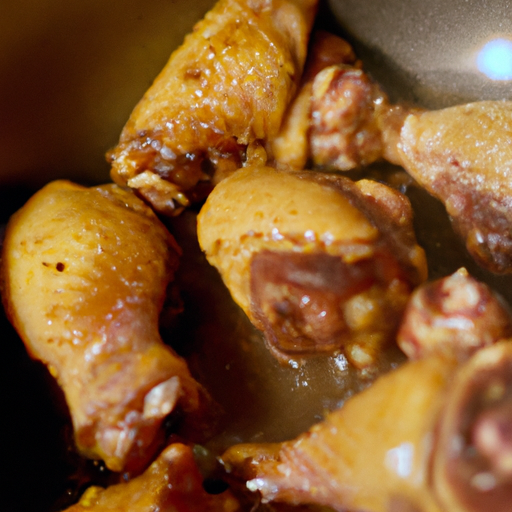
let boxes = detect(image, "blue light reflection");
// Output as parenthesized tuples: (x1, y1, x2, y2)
(477, 38, 512, 80)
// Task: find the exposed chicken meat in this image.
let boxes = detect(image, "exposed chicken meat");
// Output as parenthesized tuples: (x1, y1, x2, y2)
(197, 165, 426, 368)
(398, 267, 512, 361)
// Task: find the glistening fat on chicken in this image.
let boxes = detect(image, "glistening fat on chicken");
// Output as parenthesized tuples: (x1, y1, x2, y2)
(197, 165, 427, 368)
(0, 181, 211, 473)
(108, 0, 318, 215)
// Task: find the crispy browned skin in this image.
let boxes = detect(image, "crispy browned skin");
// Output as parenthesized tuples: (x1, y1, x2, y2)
(398, 101, 512, 274)
(398, 267, 512, 361)
(64, 443, 240, 512)
(108, 0, 318, 215)
(222, 342, 512, 512)
(197, 166, 427, 368)
(1, 181, 208, 472)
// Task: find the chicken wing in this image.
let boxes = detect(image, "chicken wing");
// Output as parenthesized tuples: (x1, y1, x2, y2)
(398, 101, 512, 274)
(1, 181, 209, 472)
(222, 342, 512, 512)
(197, 165, 427, 368)
(108, 0, 318, 215)
(64, 443, 240, 512)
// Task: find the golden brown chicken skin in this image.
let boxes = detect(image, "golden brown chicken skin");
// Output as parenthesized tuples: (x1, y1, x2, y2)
(197, 166, 427, 368)
(398, 101, 512, 274)
(108, 0, 318, 215)
(64, 443, 240, 512)
(223, 354, 456, 512)
(398, 267, 512, 361)
(1, 181, 209, 472)
(222, 342, 512, 512)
